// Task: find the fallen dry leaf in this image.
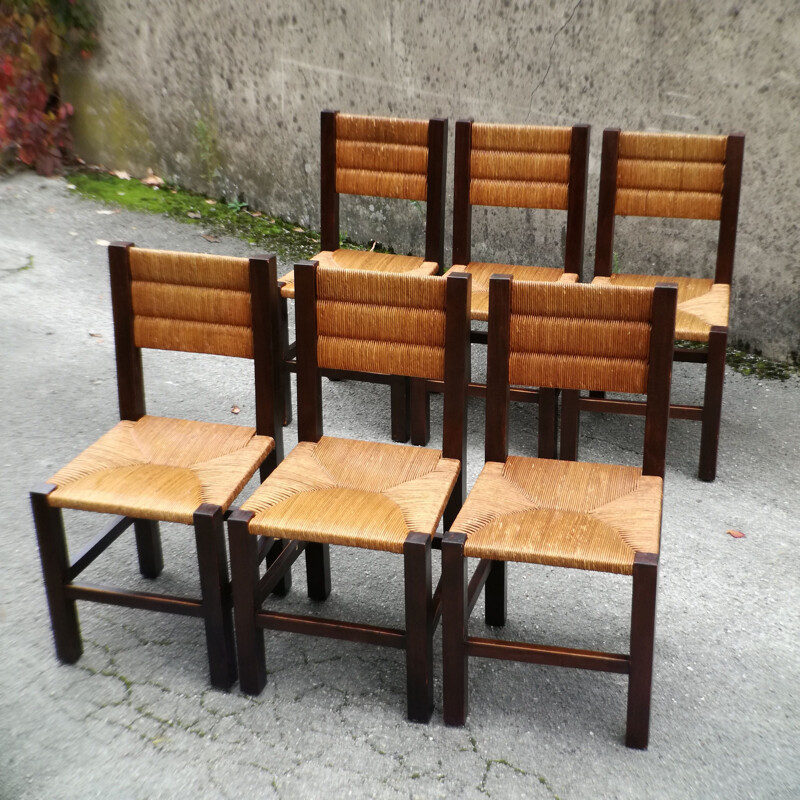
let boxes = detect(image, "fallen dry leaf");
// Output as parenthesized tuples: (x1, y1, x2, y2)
(111, 170, 131, 180)
(205, 199, 217, 205)
(95, 239, 110, 246)
(726, 529, 746, 539)
(231, 405, 240, 415)
(96, 209, 119, 215)
(187, 211, 202, 219)
(88, 332, 102, 338)
(248, 211, 262, 218)
(292, 226, 304, 233)
(141, 168, 165, 186)
(201, 234, 220, 243)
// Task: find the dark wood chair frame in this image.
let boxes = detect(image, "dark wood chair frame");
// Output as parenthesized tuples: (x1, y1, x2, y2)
(280, 109, 449, 449)
(420, 119, 590, 448)
(31, 244, 284, 689)
(582, 127, 745, 481)
(441, 274, 678, 749)
(228, 261, 470, 722)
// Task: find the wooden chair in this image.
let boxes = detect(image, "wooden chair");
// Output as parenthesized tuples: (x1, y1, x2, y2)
(279, 110, 448, 446)
(589, 128, 745, 481)
(441, 277, 678, 749)
(30, 245, 284, 689)
(228, 262, 470, 722)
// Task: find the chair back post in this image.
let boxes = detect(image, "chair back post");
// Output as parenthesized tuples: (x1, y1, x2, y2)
(564, 123, 590, 279)
(249, 253, 284, 467)
(442, 271, 471, 509)
(714, 133, 745, 285)
(320, 109, 340, 251)
(451, 119, 473, 267)
(593, 127, 621, 278)
(425, 117, 448, 270)
(485, 274, 512, 463)
(294, 260, 323, 443)
(642, 283, 678, 478)
(108, 241, 145, 422)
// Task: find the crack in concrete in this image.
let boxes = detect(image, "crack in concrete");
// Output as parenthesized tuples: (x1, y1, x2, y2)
(525, 0, 585, 121)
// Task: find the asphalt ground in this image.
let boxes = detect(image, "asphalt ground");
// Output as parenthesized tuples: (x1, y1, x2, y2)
(1, 171, 798, 799)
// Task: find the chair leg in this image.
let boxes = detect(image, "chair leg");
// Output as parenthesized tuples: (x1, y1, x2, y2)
(410, 378, 431, 446)
(266, 538, 293, 596)
(484, 560, 506, 627)
(134, 519, 163, 579)
(442, 532, 469, 726)
(305, 542, 331, 601)
(390, 375, 410, 443)
(626, 552, 658, 749)
(194, 504, 237, 689)
(559, 389, 580, 462)
(698, 326, 727, 482)
(279, 295, 292, 426)
(228, 510, 267, 695)
(404, 532, 433, 723)
(30, 484, 82, 664)
(538, 388, 558, 459)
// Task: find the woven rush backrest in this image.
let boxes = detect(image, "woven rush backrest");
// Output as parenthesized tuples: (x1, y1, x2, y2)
(508, 281, 654, 393)
(335, 113, 430, 201)
(615, 131, 727, 220)
(128, 247, 253, 358)
(470, 123, 573, 210)
(315, 267, 448, 380)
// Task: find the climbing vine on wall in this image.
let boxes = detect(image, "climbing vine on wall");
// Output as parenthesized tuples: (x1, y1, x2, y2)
(0, 0, 96, 175)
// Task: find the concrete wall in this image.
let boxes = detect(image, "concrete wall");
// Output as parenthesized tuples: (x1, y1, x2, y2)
(63, 0, 799, 359)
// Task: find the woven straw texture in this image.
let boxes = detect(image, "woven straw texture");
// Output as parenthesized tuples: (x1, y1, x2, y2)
(129, 248, 253, 358)
(279, 250, 438, 299)
(470, 123, 572, 209)
(507, 282, 654, 393)
(593, 275, 729, 341)
(336, 113, 429, 201)
(615, 131, 727, 220)
(315, 267, 448, 379)
(452, 457, 662, 574)
(242, 436, 460, 553)
(451, 262, 577, 321)
(47, 415, 274, 524)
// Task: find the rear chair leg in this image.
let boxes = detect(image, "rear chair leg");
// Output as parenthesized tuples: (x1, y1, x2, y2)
(559, 389, 580, 462)
(134, 518, 163, 579)
(442, 532, 469, 725)
(484, 560, 506, 627)
(404, 532, 433, 723)
(390, 375, 410, 443)
(538, 388, 558, 459)
(698, 326, 727, 482)
(194, 504, 237, 689)
(626, 552, 658, 749)
(31, 484, 82, 664)
(279, 295, 292, 426)
(228, 510, 267, 694)
(306, 542, 331, 601)
(409, 378, 431, 446)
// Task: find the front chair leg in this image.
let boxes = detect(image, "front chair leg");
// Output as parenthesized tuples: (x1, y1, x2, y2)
(194, 503, 237, 689)
(404, 532, 433, 722)
(442, 532, 469, 725)
(699, 326, 727, 482)
(134, 518, 163, 579)
(626, 552, 659, 749)
(31, 484, 82, 664)
(228, 510, 267, 695)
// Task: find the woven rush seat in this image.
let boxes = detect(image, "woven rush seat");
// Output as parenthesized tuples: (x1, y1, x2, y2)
(451, 457, 661, 575)
(242, 436, 460, 553)
(460, 262, 578, 321)
(593, 274, 729, 342)
(47, 415, 273, 525)
(279, 250, 438, 299)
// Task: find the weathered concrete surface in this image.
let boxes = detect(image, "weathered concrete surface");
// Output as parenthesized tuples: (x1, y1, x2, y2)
(60, 1, 799, 360)
(2, 171, 799, 799)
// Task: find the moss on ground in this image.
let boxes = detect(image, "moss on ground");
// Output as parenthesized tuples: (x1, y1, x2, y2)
(676, 340, 799, 381)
